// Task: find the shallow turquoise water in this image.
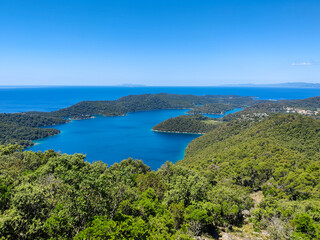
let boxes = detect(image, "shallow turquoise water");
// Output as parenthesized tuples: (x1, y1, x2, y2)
(27, 109, 238, 169)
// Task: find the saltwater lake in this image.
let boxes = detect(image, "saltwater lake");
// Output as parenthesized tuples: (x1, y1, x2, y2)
(27, 108, 240, 169)
(2, 86, 320, 169)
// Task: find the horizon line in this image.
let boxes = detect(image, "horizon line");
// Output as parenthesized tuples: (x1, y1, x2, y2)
(1, 82, 320, 89)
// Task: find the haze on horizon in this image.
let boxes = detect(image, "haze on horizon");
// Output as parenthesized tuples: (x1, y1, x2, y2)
(0, 0, 319, 86)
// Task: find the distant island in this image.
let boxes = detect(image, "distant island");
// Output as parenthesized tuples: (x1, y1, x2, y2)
(116, 83, 147, 87)
(224, 82, 320, 88)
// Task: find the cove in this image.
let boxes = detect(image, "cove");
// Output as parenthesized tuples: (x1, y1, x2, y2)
(28, 108, 238, 169)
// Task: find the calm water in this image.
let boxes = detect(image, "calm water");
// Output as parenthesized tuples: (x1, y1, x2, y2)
(27, 108, 240, 169)
(2, 86, 320, 169)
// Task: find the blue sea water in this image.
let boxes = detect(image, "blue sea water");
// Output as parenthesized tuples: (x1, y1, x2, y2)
(2, 86, 320, 169)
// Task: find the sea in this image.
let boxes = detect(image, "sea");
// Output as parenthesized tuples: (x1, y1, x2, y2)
(1, 86, 320, 169)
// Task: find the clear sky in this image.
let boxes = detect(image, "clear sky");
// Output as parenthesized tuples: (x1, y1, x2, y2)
(0, 0, 319, 86)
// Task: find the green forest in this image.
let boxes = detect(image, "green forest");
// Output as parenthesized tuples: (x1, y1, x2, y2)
(0, 144, 253, 240)
(1, 113, 320, 239)
(186, 103, 237, 115)
(180, 114, 320, 239)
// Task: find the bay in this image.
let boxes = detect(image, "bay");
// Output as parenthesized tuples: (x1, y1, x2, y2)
(27, 108, 240, 169)
(2, 86, 320, 169)
(28, 109, 200, 169)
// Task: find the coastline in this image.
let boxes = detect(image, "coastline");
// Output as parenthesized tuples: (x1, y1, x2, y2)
(27, 130, 62, 149)
(152, 129, 204, 135)
(26, 108, 194, 146)
(69, 116, 96, 120)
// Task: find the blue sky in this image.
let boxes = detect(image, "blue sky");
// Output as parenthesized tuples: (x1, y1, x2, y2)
(0, 0, 319, 86)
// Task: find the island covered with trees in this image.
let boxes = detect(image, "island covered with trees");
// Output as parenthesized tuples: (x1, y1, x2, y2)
(1, 113, 320, 239)
(47, 93, 261, 119)
(153, 114, 220, 134)
(186, 103, 238, 115)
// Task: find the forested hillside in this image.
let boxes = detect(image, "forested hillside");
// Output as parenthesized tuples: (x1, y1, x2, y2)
(0, 124, 60, 148)
(0, 113, 68, 127)
(180, 114, 320, 239)
(222, 96, 320, 122)
(187, 103, 237, 115)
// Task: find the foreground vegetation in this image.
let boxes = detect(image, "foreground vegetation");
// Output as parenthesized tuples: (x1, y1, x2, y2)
(1, 113, 320, 239)
(0, 145, 253, 239)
